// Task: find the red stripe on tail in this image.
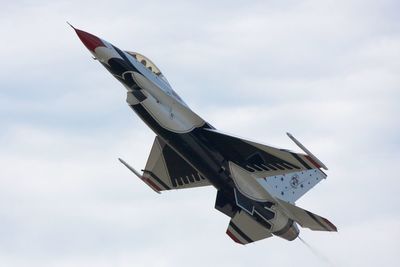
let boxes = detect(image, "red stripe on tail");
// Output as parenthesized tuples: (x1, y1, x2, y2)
(226, 230, 244, 244)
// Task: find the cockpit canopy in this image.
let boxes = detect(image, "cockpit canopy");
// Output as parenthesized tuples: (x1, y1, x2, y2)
(126, 51, 185, 105)
(126, 51, 170, 86)
(126, 51, 161, 75)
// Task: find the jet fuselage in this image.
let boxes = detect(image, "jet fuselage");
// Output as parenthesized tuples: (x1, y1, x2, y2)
(73, 27, 336, 244)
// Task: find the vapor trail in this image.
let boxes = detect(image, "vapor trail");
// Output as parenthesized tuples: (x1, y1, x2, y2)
(298, 236, 335, 267)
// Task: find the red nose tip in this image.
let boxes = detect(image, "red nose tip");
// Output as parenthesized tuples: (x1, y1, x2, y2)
(74, 28, 105, 52)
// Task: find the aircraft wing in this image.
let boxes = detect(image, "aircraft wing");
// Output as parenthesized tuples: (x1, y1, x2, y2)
(120, 136, 211, 192)
(201, 128, 328, 202)
(202, 128, 326, 175)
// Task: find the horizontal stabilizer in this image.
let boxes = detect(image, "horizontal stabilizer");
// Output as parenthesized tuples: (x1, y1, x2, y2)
(226, 210, 272, 245)
(276, 199, 337, 232)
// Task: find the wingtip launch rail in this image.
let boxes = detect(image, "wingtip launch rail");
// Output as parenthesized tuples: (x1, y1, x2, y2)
(286, 132, 328, 170)
(118, 158, 161, 194)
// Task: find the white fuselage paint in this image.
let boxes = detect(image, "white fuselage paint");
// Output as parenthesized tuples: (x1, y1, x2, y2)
(93, 43, 205, 133)
(131, 71, 205, 133)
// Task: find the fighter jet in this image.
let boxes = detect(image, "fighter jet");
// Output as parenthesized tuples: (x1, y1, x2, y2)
(72, 25, 337, 244)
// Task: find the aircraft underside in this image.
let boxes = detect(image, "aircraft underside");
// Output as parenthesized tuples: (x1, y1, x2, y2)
(72, 25, 337, 245)
(125, 101, 335, 243)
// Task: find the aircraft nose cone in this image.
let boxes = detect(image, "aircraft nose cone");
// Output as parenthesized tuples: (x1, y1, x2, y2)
(74, 28, 105, 52)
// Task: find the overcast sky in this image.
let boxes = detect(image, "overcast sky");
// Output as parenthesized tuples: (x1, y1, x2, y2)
(1, 0, 399, 266)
